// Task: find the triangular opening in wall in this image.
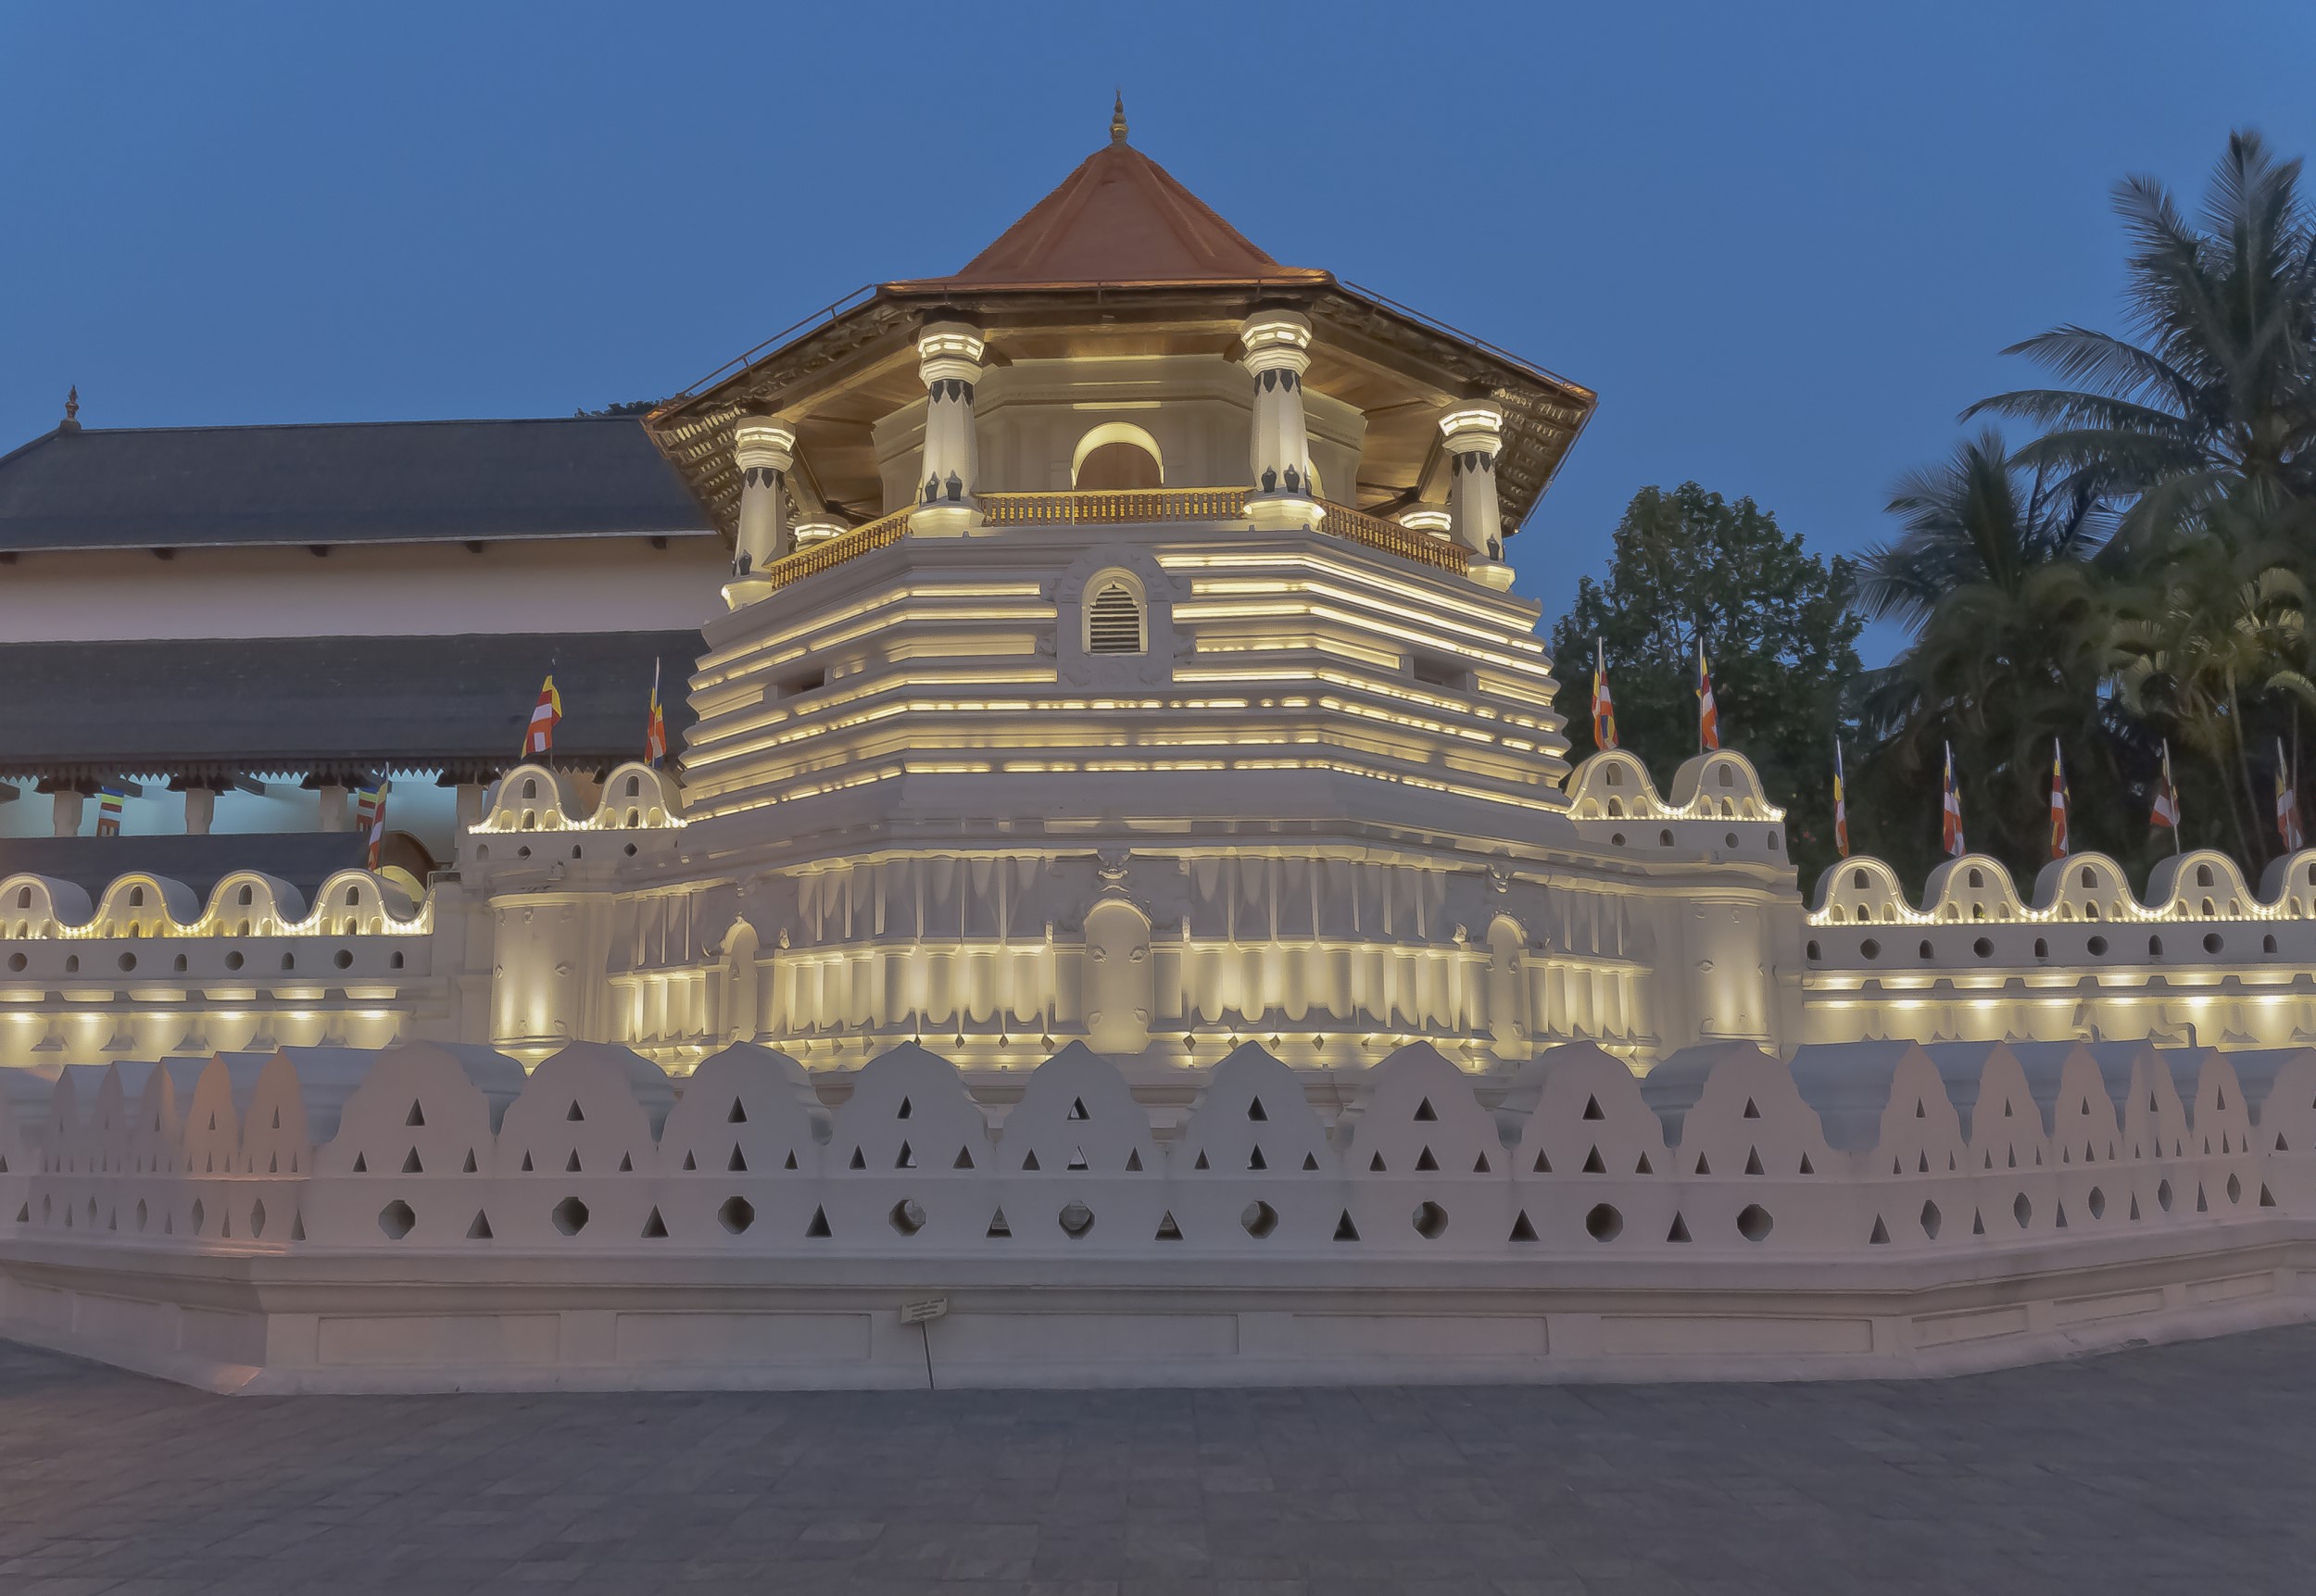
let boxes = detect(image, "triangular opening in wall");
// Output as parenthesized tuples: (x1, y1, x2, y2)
(1693, 1153, 1710, 1175)
(520, 1151, 533, 1173)
(2055, 1203, 2070, 1229)
(401, 1149, 422, 1175)
(1946, 1152, 1956, 1171)
(565, 1150, 581, 1173)
(1743, 1099, 1759, 1119)
(1668, 1213, 1692, 1242)
(468, 1211, 494, 1240)
(732, 1146, 749, 1172)
(2218, 1085, 2228, 1111)
(1154, 1211, 1183, 1240)
(894, 1141, 913, 1170)
(641, 1208, 668, 1238)
(1249, 1146, 1267, 1171)
(1302, 1152, 1318, 1170)
(13, 1205, 24, 1225)
(0, 1156, 7, 1175)
(1126, 1149, 1143, 1172)
(982, 1206, 1013, 1238)
(1869, 1216, 1890, 1244)
(1532, 1150, 1551, 1174)
(352, 1152, 368, 1174)
(463, 1150, 477, 1174)
(805, 1207, 831, 1238)
(728, 1100, 747, 1124)
(2131, 1193, 2143, 1220)
(1068, 1097, 1089, 1121)
(619, 1152, 633, 1173)
(1473, 1151, 1492, 1174)
(952, 1147, 975, 1170)
(1582, 1096, 1604, 1121)
(1983, 1151, 1993, 1169)
(1067, 1146, 1089, 1171)
(1248, 1098, 1267, 1122)
(1509, 1211, 1538, 1242)
(289, 1213, 303, 1241)
(682, 1150, 698, 1171)
(208, 1113, 217, 1132)
(2196, 1183, 2209, 1213)
(2260, 1184, 2277, 1208)
(1022, 1150, 1040, 1171)
(898, 1096, 913, 1120)
(1799, 1153, 1816, 1175)
(1415, 1098, 1437, 1122)
(1415, 1147, 1438, 1172)
(1634, 1152, 1653, 1175)
(1914, 1100, 1926, 1119)
(783, 1150, 798, 1170)
(1333, 1210, 1360, 1241)
(2007, 1149, 2016, 1169)
(1194, 1150, 1211, 1170)
(271, 1109, 281, 1131)
(1369, 1152, 1386, 1173)
(1918, 1151, 1930, 1174)
(1743, 1149, 1763, 1175)
(849, 1148, 865, 1170)
(566, 1101, 584, 1122)
(1971, 1210, 1985, 1235)
(406, 1101, 425, 1127)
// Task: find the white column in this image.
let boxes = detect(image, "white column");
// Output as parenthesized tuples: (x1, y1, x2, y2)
(1240, 309, 1323, 532)
(913, 320, 986, 536)
(49, 788, 84, 837)
(317, 783, 350, 833)
(456, 783, 488, 829)
(183, 786, 216, 836)
(1441, 402, 1514, 588)
(733, 421, 796, 574)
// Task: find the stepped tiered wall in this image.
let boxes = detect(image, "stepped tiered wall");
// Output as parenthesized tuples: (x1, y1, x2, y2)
(2, 1036, 2310, 1391)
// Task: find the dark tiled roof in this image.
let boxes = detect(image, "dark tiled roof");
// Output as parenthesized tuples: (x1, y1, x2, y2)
(0, 417, 711, 552)
(0, 833, 371, 901)
(0, 631, 702, 783)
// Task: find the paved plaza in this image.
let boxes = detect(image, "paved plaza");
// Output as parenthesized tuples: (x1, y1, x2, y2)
(0, 1328, 2311, 1595)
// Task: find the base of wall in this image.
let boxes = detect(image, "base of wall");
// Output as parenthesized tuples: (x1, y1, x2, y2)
(6, 1229, 2310, 1395)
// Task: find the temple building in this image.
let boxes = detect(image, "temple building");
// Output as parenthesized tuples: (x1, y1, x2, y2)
(4, 106, 2316, 1081)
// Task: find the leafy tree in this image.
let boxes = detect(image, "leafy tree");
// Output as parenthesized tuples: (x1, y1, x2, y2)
(581, 399, 662, 417)
(1550, 484, 1865, 883)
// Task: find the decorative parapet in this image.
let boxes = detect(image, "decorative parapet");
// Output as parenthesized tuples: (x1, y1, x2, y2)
(471, 761, 686, 835)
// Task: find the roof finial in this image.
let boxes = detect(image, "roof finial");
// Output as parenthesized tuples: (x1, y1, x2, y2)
(1110, 89, 1128, 145)
(60, 385, 81, 433)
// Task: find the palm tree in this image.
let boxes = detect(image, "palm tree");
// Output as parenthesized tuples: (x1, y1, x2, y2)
(1967, 131, 2316, 554)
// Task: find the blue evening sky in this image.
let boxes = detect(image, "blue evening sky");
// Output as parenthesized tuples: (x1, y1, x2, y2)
(5, 1, 2312, 661)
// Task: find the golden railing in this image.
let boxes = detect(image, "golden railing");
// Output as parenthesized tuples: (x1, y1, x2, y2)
(979, 487, 1249, 524)
(751, 490, 1469, 591)
(1316, 501, 1470, 576)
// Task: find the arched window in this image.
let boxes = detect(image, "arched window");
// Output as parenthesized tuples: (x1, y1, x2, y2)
(1071, 423, 1164, 490)
(1086, 578, 1146, 655)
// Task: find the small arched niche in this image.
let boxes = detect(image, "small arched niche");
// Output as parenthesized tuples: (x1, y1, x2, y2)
(1083, 570, 1149, 656)
(1072, 422, 1164, 490)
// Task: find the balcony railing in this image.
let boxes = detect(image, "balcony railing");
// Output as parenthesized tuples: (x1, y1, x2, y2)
(749, 490, 1469, 592)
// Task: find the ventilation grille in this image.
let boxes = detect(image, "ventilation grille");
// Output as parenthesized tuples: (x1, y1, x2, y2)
(1088, 583, 1144, 654)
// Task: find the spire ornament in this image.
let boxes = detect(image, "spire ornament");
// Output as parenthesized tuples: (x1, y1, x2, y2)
(1111, 90, 1128, 145)
(61, 385, 81, 433)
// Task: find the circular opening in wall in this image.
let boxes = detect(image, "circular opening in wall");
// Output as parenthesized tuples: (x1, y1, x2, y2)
(189, 1198, 205, 1233)
(223, 950, 244, 971)
(1920, 1200, 1942, 1239)
(2226, 1173, 2242, 1204)
(1806, 940, 1821, 961)
(1584, 1202, 1622, 1242)
(1972, 937, 1994, 959)
(551, 1196, 589, 1236)
(1058, 1200, 1095, 1238)
(2088, 1187, 2106, 1220)
(6, 952, 23, 973)
(516, 846, 532, 860)
(1725, 832, 1741, 849)
(1240, 1200, 1278, 1238)
(2203, 933, 2223, 955)
(378, 1200, 414, 1240)
(718, 1195, 755, 1234)
(1610, 833, 1626, 848)
(2012, 1192, 2032, 1229)
(1412, 1201, 1448, 1240)
(1860, 938, 1881, 960)
(1735, 1203, 1773, 1242)
(2158, 1177, 2174, 1213)
(334, 949, 354, 970)
(623, 843, 638, 857)
(249, 1199, 267, 1239)
(2087, 936, 2108, 957)
(117, 951, 136, 973)
(889, 1199, 925, 1237)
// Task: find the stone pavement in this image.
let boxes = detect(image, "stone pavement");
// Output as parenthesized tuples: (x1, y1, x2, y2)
(1, 1328, 2312, 1595)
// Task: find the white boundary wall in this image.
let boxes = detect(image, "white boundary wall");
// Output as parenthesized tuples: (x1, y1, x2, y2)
(1, 1036, 2311, 1392)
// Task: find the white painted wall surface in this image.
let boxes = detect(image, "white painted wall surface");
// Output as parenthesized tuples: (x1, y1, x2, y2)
(0, 536, 728, 642)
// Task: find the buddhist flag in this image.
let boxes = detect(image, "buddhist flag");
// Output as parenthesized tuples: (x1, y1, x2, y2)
(1832, 737, 1850, 859)
(2278, 737, 2305, 852)
(1695, 636, 1720, 752)
(355, 779, 390, 871)
(2150, 739, 2181, 850)
(1940, 741, 1966, 858)
(524, 675, 562, 758)
(94, 787, 126, 838)
(2047, 739, 2070, 861)
(1590, 639, 1617, 751)
(645, 660, 667, 769)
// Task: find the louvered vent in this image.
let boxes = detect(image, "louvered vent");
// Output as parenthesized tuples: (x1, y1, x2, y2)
(1087, 582, 1144, 654)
